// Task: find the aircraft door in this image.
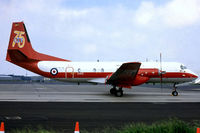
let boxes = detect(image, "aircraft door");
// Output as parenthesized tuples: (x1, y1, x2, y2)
(65, 67, 74, 78)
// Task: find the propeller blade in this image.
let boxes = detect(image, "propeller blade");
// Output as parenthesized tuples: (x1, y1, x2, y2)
(160, 53, 163, 92)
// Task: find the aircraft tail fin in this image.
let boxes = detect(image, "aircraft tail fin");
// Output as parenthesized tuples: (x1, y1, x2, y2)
(6, 22, 69, 63)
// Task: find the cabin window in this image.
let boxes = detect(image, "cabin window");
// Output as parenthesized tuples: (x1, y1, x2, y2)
(101, 68, 104, 72)
(78, 68, 81, 73)
(93, 68, 96, 72)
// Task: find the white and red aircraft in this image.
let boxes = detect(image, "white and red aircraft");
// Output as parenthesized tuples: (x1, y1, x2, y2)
(6, 22, 198, 97)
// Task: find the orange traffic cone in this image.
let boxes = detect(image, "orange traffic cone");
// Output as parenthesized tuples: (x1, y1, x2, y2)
(74, 121, 80, 133)
(0, 122, 5, 133)
(197, 128, 200, 133)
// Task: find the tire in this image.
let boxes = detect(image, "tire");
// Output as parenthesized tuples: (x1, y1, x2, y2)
(115, 90, 123, 97)
(172, 91, 178, 96)
(110, 88, 116, 94)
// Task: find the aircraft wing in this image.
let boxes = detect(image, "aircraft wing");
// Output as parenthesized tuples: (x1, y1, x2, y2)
(106, 62, 141, 85)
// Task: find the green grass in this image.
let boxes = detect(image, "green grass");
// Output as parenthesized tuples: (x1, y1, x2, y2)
(8, 126, 57, 133)
(8, 119, 200, 133)
(117, 119, 198, 133)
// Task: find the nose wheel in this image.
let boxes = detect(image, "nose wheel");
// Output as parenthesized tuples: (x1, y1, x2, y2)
(110, 86, 123, 97)
(172, 90, 178, 96)
(172, 84, 178, 96)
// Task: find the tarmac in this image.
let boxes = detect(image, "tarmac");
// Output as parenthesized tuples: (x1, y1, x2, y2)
(0, 83, 200, 132)
(0, 83, 200, 102)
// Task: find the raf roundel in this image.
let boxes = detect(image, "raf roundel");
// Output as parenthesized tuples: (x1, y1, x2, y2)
(50, 68, 58, 76)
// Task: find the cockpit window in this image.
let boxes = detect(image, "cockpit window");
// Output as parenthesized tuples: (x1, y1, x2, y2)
(180, 65, 187, 70)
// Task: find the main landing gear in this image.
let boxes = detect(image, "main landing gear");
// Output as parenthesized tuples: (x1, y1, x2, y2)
(172, 83, 178, 96)
(110, 86, 123, 97)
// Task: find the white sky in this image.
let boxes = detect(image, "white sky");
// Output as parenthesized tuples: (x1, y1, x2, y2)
(0, 0, 200, 76)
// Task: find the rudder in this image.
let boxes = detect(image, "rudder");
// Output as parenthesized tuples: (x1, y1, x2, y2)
(6, 22, 35, 62)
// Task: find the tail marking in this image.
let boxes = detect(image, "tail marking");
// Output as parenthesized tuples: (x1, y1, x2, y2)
(12, 31, 25, 48)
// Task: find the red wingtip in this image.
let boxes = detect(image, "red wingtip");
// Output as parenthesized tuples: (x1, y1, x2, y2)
(0, 122, 4, 131)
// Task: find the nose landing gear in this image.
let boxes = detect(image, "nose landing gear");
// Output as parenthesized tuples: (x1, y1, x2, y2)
(110, 86, 123, 97)
(172, 83, 178, 96)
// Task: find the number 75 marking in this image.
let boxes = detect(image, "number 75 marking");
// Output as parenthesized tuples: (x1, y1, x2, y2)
(12, 31, 25, 48)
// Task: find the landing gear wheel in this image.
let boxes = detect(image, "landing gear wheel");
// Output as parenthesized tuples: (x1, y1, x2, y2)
(110, 88, 116, 95)
(172, 83, 178, 96)
(172, 90, 178, 96)
(115, 90, 123, 97)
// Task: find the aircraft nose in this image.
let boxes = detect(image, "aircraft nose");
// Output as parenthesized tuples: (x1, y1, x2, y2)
(193, 74, 198, 78)
(186, 69, 198, 79)
(190, 71, 198, 78)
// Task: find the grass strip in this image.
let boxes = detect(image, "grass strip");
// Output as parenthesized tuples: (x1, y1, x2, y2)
(8, 118, 200, 133)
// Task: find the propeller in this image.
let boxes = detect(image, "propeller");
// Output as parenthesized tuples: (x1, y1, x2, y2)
(160, 53, 163, 93)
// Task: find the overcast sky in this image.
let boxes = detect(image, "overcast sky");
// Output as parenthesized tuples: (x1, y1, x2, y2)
(0, 0, 200, 76)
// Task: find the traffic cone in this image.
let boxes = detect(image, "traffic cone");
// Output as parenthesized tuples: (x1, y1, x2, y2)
(197, 128, 200, 133)
(74, 121, 80, 133)
(0, 122, 5, 133)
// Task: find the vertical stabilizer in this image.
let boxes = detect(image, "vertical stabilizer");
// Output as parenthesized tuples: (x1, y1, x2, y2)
(6, 22, 69, 62)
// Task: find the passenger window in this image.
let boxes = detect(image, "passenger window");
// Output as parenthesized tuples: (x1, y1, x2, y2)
(101, 68, 104, 72)
(78, 68, 81, 73)
(93, 68, 96, 72)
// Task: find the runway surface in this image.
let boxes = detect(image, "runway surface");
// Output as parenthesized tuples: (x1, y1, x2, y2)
(0, 83, 200, 132)
(0, 83, 200, 102)
(0, 102, 200, 132)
